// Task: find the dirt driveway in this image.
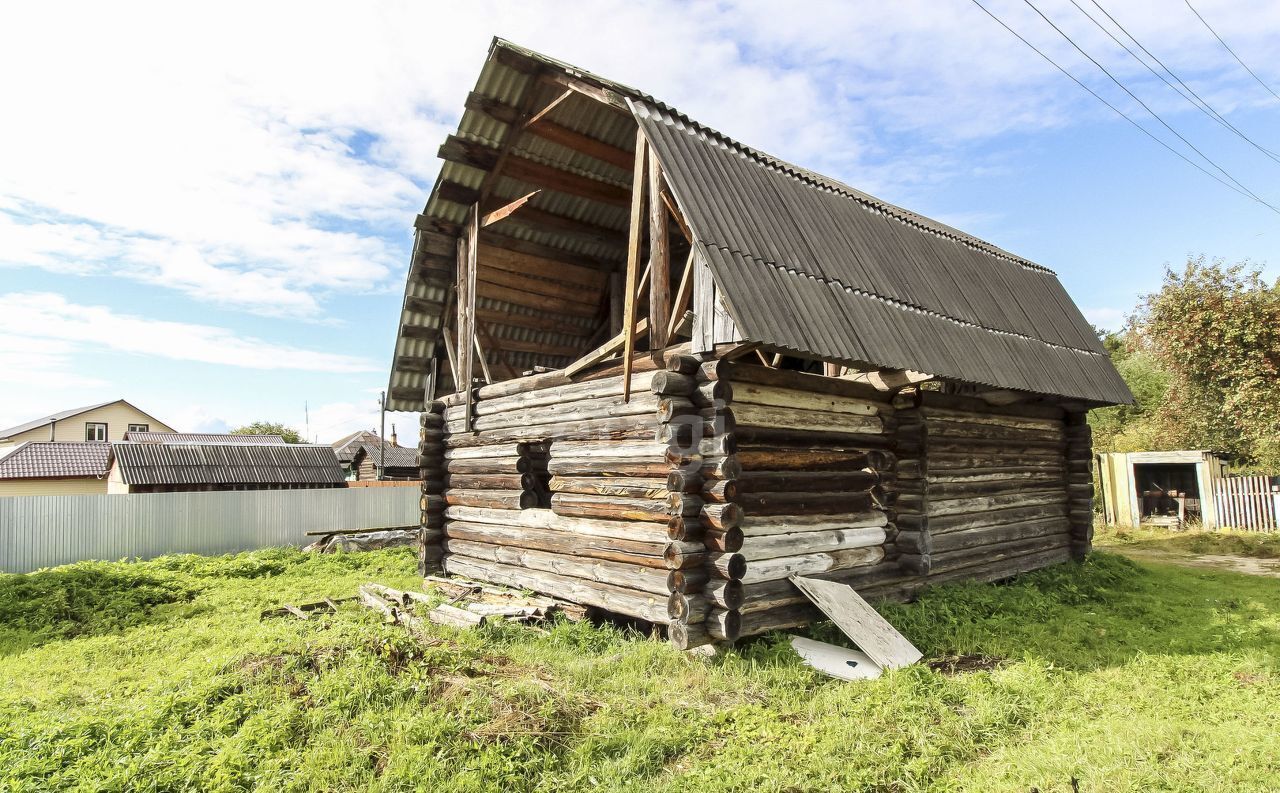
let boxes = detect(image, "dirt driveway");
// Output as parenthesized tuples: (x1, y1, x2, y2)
(1115, 547, 1280, 578)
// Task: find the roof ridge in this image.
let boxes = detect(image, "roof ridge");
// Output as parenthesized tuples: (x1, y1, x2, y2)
(631, 100, 1055, 276)
(701, 242, 1103, 358)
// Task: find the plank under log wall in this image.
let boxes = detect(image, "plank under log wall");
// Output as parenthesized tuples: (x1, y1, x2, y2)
(698, 361, 898, 639)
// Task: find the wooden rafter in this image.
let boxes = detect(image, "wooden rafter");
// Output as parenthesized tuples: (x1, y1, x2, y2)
(659, 187, 692, 242)
(523, 89, 572, 128)
(647, 146, 670, 355)
(621, 130, 649, 401)
(666, 248, 696, 342)
(480, 190, 540, 228)
(566, 318, 651, 377)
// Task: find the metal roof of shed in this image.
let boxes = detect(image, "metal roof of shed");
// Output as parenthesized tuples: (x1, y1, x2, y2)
(0, 442, 112, 480)
(109, 443, 345, 486)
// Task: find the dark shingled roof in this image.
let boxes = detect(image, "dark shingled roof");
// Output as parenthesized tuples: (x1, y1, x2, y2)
(109, 443, 345, 486)
(351, 442, 418, 470)
(0, 442, 112, 480)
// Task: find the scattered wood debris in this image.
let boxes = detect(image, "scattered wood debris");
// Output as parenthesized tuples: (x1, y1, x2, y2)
(353, 575, 586, 632)
(260, 597, 352, 620)
(303, 529, 417, 553)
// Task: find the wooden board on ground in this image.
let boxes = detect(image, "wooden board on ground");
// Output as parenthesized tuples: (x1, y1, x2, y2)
(789, 575, 923, 669)
(789, 635, 882, 681)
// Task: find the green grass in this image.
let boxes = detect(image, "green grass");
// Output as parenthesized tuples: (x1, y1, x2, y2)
(1096, 523, 1280, 559)
(2, 548, 1278, 792)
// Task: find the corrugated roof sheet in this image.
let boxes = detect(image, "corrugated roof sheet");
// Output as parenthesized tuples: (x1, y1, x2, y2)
(387, 38, 1131, 408)
(0, 442, 112, 480)
(125, 432, 288, 445)
(350, 441, 418, 469)
(110, 443, 345, 486)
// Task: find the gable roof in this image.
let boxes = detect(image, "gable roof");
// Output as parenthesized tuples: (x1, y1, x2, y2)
(332, 430, 382, 463)
(0, 442, 112, 480)
(350, 441, 418, 470)
(387, 38, 1130, 409)
(109, 443, 345, 486)
(0, 400, 172, 440)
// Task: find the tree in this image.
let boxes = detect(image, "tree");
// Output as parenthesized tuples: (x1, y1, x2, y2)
(1132, 256, 1280, 468)
(230, 421, 303, 444)
(1088, 328, 1171, 454)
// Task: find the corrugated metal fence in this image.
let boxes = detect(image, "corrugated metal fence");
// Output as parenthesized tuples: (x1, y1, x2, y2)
(0, 487, 419, 574)
(1213, 475, 1280, 531)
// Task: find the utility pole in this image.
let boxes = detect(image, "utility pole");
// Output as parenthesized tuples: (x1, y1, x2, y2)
(378, 391, 386, 481)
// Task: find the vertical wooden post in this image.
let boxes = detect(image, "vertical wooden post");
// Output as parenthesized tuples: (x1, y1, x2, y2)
(457, 206, 479, 429)
(621, 130, 649, 402)
(647, 148, 670, 356)
(609, 271, 624, 336)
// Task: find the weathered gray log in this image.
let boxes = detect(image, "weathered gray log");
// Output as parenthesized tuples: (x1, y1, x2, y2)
(443, 555, 672, 623)
(443, 371, 661, 417)
(898, 553, 932, 575)
(428, 602, 488, 628)
(925, 476, 1066, 498)
(444, 489, 539, 509)
(445, 457, 543, 475)
(714, 360, 886, 402)
(740, 526, 886, 562)
(931, 535, 1070, 573)
(701, 479, 740, 502)
(700, 456, 743, 480)
(666, 591, 711, 623)
(737, 490, 873, 516)
(446, 473, 537, 491)
(442, 538, 676, 596)
(445, 415, 661, 447)
(926, 492, 1067, 518)
(548, 476, 668, 499)
(445, 394, 690, 434)
(667, 469, 702, 493)
(649, 371, 696, 396)
(445, 505, 670, 542)
(548, 458, 694, 477)
(740, 510, 887, 537)
(908, 503, 1068, 534)
(444, 442, 546, 460)
(729, 381, 883, 416)
(668, 567, 709, 592)
(666, 515, 704, 541)
(907, 390, 1066, 421)
(739, 546, 886, 583)
(930, 517, 1070, 554)
(706, 608, 742, 641)
(662, 543, 708, 571)
(704, 578, 746, 610)
(927, 542, 1073, 582)
(446, 521, 691, 568)
(704, 527, 745, 553)
(736, 448, 882, 472)
(668, 621, 713, 650)
(701, 502, 743, 531)
(549, 493, 681, 522)
(692, 380, 733, 408)
(708, 552, 748, 580)
(737, 602, 822, 637)
(736, 470, 878, 494)
(894, 530, 932, 555)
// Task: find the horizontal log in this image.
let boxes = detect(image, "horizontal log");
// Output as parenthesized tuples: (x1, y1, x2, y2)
(446, 394, 687, 433)
(668, 567, 708, 592)
(708, 552, 748, 580)
(923, 421, 1064, 444)
(442, 538, 675, 596)
(550, 492, 687, 522)
(740, 526, 886, 562)
(894, 530, 932, 555)
(692, 380, 732, 408)
(668, 622, 713, 650)
(736, 470, 878, 494)
(445, 442, 547, 460)
(700, 456, 742, 480)
(701, 479, 740, 502)
(443, 555, 671, 623)
(649, 371, 697, 396)
(548, 476, 667, 499)
(924, 545, 1073, 588)
(704, 527, 745, 553)
(729, 403, 884, 435)
(737, 602, 822, 637)
(446, 521, 703, 570)
(667, 592, 711, 624)
(740, 546, 886, 583)
(438, 348, 688, 405)
(443, 415, 661, 448)
(548, 440, 683, 461)
(548, 459, 683, 477)
(930, 536, 1071, 575)
(444, 489, 539, 509)
(666, 515, 703, 542)
(927, 491, 1067, 518)
(736, 449, 884, 472)
(701, 502, 743, 530)
(931, 518, 1070, 554)
(704, 579, 746, 610)
(737, 490, 873, 516)
(448, 371, 659, 417)
(916, 406, 1065, 431)
(707, 608, 742, 642)
(740, 510, 887, 537)
(730, 381, 882, 417)
(926, 454, 1065, 472)
(898, 553, 931, 575)
(714, 360, 887, 403)
(445, 505, 669, 543)
(445, 457, 543, 474)
(912, 390, 1067, 421)
(446, 473, 536, 491)
(925, 503, 1069, 534)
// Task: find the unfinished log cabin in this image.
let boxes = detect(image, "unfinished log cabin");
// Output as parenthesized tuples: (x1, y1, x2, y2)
(387, 40, 1133, 648)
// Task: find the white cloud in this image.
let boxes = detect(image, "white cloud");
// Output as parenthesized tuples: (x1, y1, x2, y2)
(0, 292, 378, 373)
(1083, 306, 1129, 332)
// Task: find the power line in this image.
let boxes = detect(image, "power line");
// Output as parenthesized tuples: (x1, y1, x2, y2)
(1183, 0, 1280, 102)
(1076, 0, 1280, 165)
(965, 0, 1278, 215)
(1018, 0, 1280, 213)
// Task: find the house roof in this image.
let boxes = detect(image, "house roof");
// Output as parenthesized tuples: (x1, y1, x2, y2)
(351, 441, 419, 470)
(125, 431, 288, 445)
(386, 38, 1130, 409)
(0, 399, 173, 440)
(332, 430, 382, 463)
(0, 442, 112, 480)
(109, 443, 345, 486)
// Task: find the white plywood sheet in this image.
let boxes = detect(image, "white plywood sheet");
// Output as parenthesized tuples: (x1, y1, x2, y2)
(790, 635, 882, 681)
(790, 575, 923, 669)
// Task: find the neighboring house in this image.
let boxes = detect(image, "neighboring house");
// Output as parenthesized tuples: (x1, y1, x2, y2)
(0, 442, 112, 496)
(350, 442, 419, 481)
(0, 400, 175, 450)
(106, 443, 346, 494)
(332, 429, 414, 480)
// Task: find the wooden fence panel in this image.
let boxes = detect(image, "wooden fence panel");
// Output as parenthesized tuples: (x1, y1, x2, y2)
(1213, 475, 1279, 531)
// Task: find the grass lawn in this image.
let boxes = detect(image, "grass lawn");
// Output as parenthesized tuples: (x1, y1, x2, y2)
(2, 546, 1278, 792)
(1096, 524, 1280, 559)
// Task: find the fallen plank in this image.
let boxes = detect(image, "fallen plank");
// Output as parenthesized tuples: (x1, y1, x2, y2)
(789, 576, 922, 670)
(789, 635, 882, 681)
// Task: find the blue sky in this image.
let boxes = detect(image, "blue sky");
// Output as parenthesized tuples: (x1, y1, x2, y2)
(1, 0, 1277, 439)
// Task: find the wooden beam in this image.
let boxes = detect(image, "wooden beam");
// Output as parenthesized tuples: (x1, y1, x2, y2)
(647, 146, 670, 355)
(538, 70, 631, 113)
(566, 318, 651, 377)
(438, 136, 630, 207)
(476, 281, 600, 319)
(405, 296, 445, 315)
(476, 267, 600, 312)
(475, 322, 520, 381)
(395, 355, 435, 373)
(846, 369, 934, 391)
(480, 190, 540, 228)
(622, 130, 648, 401)
(666, 247, 696, 342)
(659, 186, 692, 242)
(441, 326, 460, 382)
(523, 89, 573, 128)
(483, 336, 584, 359)
(475, 307, 595, 337)
(458, 207, 480, 426)
(400, 324, 438, 340)
(478, 243, 609, 290)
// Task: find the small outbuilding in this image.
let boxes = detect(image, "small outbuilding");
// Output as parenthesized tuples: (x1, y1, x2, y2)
(106, 443, 346, 494)
(388, 40, 1132, 647)
(0, 442, 112, 496)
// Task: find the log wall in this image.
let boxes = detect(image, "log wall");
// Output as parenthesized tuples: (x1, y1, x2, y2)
(417, 357, 1092, 647)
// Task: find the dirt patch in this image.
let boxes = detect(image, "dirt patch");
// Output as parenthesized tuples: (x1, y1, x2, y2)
(1116, 548, 1280, 578)
(927, 654, 1006, 674)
